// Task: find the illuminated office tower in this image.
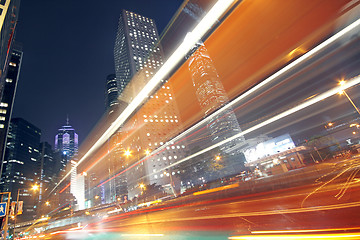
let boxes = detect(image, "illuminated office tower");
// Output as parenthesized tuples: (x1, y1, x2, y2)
(187, 41, 246, 176)
(55, 117, 78, 171)
(111, 10, 186, 199)
(1, 118, 41, 221)
(114, 9, 163, 97)
(0, 43, 22, 175)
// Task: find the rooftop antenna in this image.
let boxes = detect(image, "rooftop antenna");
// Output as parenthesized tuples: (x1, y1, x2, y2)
(66, 114, 69, 125)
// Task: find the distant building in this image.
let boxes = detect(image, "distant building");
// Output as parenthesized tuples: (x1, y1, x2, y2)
(0, 43, 22, 176)
(0, 118, 41, 221)
(54, 118, 84, 210)
(105, 73, 118, 111)
(38, 141, 57, 215)
(55, 117, 78, 171)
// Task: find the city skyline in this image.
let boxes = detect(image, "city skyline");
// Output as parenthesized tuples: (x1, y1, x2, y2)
(11, 0, 183, 145)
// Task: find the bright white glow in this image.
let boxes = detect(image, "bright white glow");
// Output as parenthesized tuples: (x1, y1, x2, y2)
(52, 0, 236, 192)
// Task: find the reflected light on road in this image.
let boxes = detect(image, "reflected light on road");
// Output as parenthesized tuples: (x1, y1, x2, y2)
(229, 233, 360, 239)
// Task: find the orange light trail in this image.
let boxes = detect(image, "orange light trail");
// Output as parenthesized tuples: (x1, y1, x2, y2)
(229, 232, 360, 239)
(59, 182, 71, 194)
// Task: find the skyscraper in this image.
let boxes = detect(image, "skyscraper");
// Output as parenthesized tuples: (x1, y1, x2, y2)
(0, 118, 41, 221)
(186, 40, 246, 179)
(0, 0, 20, 89)
(55, 117, 78, 171)
(114, 9, 163, 98)
(0, 43, 22, 175)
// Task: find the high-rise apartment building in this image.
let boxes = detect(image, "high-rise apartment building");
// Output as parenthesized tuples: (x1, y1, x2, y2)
(0, 43, 22, 175)
(0, 118, 41, 221)
(114, 9, 163, 97)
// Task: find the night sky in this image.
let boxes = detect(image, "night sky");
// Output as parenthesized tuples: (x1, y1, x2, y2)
(12, 0, 183, 146)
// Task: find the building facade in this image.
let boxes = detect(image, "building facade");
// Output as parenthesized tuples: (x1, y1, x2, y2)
(0, 118, 41, 221)
(0, 43, 22, 176)
(54, 118, 78, 172)
(185, 40, 246, 182)
(114, 9, 163, 98)
(105, 73, 118, 111)
(0, 0, 20, 90)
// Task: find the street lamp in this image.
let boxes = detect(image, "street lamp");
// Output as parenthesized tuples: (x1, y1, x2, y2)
(338, 80, 360, 115)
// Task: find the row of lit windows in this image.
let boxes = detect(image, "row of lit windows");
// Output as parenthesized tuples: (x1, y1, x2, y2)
(143, 115, 177, 119)
(144, 119, 178, 123)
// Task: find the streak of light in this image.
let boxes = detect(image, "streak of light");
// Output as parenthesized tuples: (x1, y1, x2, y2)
(252, 227, 360, 234)
(335, 168, 360, 200)
(51, 0, 237, 194)
(161, 75, 360, 178)
(193, 183, 239, 196)
(121, 234, 165, 237)
(96, 201, 360, 227)
(144, 16, 360, 179)
(301, 159, 360, 207)
(58, 182, 71, 194)
(228, 233, 360, 239)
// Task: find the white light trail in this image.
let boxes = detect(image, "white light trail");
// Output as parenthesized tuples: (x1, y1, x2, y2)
(52, 0, 237, 192)
(147, 16, 360, 173)
(157, 75, 360, 174)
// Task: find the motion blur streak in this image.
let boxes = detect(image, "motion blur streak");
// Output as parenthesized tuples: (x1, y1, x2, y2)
(144, 16, 360, 178)
(51, 0, 237, 192)
(121, 234, 164, 237)
(161, 75, 360, 174)
(252, 227, 360, 234)
(193, 183, 239, 196)
(228, 233, 360, 239)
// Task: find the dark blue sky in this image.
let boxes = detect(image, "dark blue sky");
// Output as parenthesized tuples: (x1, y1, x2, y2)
(12, 0, 183, 145)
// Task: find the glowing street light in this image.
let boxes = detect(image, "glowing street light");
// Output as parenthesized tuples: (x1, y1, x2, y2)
(31, 184, 39, 191)
(124, 149, 132, 157)
(338, 80, 360, 115)
(215, 155, 221, 161)
(145, 149, 151, 156)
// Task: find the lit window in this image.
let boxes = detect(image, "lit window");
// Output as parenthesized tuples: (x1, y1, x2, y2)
(0, 124, 4, 128)
(0, 103, 8, 107)
(0, 116, 5, 121)
(0, 109, 6, 114)
(5, 78, 12, 83)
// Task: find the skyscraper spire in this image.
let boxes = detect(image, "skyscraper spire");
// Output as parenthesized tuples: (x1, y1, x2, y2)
(66, 114, 69, 125)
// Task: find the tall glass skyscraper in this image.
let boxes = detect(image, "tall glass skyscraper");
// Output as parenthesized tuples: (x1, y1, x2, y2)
(0, 118, 41, 221)
(114, 9, 163, 97)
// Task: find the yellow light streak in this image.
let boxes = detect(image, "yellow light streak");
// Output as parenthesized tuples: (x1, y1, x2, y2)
(193, 183, 239, 196)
